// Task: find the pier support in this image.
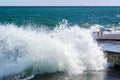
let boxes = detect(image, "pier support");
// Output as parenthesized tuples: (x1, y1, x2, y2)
(104, 51, 120, 66)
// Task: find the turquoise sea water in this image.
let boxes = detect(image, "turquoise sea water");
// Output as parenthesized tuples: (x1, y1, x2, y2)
(0, 6, 120, 27)
(0, 6, 120, 80)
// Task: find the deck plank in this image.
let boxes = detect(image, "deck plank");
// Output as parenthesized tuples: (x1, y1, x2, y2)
(96, 34, 120, 41)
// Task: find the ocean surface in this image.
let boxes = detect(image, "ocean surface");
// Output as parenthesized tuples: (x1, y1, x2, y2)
(1, 6, 120, 27)
(0, 6, 120, 80)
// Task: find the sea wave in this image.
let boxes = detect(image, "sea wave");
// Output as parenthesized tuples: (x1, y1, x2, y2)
(0, 21, 107, 79)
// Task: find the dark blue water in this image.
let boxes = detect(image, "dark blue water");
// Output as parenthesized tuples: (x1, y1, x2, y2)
(0, 6, 120, 27)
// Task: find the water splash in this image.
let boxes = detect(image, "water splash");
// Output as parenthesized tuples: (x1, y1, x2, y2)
(0, 23, 107, 78)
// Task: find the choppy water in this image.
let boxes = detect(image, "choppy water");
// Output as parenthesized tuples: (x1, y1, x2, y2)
(0, 6, 120, 80)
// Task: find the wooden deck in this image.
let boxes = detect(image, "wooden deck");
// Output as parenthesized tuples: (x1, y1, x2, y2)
(96, 34, 120, 41)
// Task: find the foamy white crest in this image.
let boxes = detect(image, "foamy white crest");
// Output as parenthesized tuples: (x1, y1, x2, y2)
(90, 24, 104, 32)
(0, 23, 107, 77)
(116, 15, 120, 18)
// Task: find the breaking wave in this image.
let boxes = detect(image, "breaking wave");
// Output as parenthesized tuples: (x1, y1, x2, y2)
(0, 21, 107, 78)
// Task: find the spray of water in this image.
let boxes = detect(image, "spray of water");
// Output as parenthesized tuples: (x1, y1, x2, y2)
(0, 21, 107, 78)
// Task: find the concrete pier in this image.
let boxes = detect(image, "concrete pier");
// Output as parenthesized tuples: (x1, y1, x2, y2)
(95, 34, 120, 66)
(104, 50, 120, 66)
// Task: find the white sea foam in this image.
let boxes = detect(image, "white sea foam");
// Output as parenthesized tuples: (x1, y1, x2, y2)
(116, 15, 120, 18)
(90, 24, 120, 35)
(0, 23, 107, 78)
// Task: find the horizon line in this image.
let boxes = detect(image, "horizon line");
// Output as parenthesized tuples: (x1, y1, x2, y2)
(0, 6, 120, 7)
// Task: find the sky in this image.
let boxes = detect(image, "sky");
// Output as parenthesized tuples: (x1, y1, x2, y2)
(0, 0, 120, 6)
